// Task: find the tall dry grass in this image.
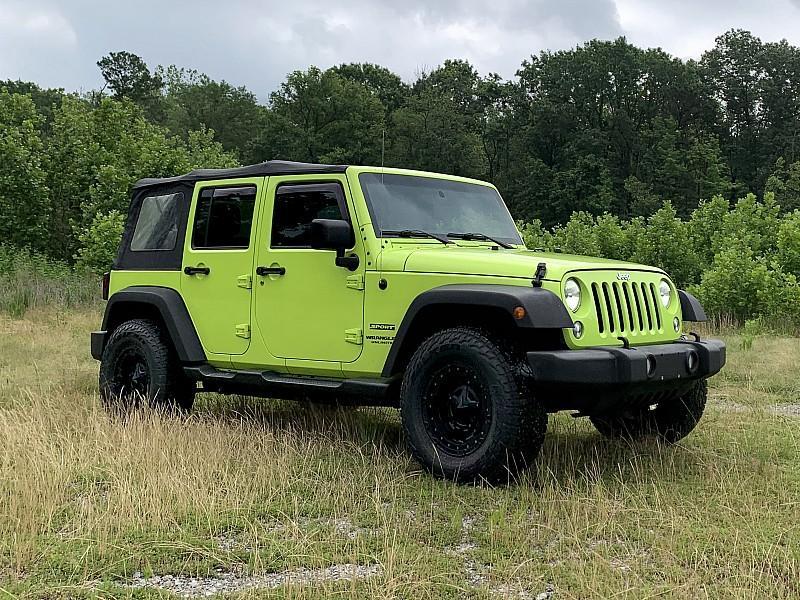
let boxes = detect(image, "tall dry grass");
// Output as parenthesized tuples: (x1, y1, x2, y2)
(0, 246, 99, 318)
(1, 308, 799, 598)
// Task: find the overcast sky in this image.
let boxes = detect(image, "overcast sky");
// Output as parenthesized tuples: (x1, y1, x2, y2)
(3, 0, 800, 98)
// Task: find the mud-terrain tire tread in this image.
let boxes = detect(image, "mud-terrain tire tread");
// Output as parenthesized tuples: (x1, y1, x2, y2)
(590, 379, 707, 443)
(400, 327, 547, 484)
(99, 318, 194, 414)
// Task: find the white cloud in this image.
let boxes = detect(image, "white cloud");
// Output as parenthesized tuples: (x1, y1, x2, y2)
(3, 0, 800, 94)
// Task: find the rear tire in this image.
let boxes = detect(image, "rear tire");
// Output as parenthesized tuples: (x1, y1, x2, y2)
(99, 319, 194, 415)
(590, 380, 707, 443)
(400, 327, 546, 484)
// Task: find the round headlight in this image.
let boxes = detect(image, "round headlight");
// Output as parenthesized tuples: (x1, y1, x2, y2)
(564, 278, 581, 312)
(659, 279, 671, 308)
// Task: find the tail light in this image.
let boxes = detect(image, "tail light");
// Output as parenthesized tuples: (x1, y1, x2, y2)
(101, 272, 110, 300)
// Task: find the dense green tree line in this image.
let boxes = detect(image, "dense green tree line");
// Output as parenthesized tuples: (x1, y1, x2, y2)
(2, 30, 800, 324)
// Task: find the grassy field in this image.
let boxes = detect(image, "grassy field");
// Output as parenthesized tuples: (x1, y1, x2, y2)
(1, 308, 799, 599)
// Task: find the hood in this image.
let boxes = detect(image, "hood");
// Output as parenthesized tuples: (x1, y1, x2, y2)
(385, 245, 665, 282)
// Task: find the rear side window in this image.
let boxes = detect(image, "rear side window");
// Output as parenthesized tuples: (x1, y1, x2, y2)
(192, 186, 257, 249)
(271, 184, 345, 248)
(130, 193, 182, 251)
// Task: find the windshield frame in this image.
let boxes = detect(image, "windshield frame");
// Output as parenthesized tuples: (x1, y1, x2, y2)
(358, 171, 523, 246)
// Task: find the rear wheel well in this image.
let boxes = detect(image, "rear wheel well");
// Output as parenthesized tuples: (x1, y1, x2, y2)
(104, 301, 175, 356)
(387, 304, 565, 377)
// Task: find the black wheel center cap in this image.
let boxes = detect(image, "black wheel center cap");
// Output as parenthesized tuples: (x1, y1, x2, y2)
(422, 364, 492, 457)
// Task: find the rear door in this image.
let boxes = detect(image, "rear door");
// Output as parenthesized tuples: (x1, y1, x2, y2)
(181, 178, 263, 356)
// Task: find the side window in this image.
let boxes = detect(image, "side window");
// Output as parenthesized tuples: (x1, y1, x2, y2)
(271, 184, 346, 248)
(192, 186, 257, 249)
(131, 192, 182, 251)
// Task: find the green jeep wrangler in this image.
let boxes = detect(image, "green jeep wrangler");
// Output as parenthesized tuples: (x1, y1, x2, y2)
(91, 161, 725, 483)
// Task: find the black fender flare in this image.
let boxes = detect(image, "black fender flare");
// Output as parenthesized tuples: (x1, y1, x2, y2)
(96, 286, 206, 363)
(381, 284, 573, 377)
(678, 289, 707, 322)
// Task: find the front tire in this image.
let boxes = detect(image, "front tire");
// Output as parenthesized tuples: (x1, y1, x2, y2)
(590, 380, 707, 443)
(400, 327, 547, 484)
(99, 319, 194, 415)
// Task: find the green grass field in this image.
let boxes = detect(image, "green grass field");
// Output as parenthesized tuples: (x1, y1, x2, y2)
(1, 308, 799, 599)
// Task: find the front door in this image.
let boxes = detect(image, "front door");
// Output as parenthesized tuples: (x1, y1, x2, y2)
(253, 176, 365, 363)
(181, 178, 262, 356)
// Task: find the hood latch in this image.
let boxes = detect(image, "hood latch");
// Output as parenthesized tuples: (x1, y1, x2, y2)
(532, 262, 547, 288)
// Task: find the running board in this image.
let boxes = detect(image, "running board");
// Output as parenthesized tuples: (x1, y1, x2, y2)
(183, 364, 399, 406)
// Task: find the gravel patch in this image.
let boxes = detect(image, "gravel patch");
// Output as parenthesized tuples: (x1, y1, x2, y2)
(716, 402, 800, 417)
(125, 564, 382, 597)
(771, 403, 800, 417)
(451, 515, 555, 599)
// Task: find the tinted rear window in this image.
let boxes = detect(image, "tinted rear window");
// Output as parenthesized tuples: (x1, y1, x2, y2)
(130, 193, 182, 251)
(191, 186, 257, 249)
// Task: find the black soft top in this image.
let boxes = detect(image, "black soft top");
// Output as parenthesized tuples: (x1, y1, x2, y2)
(132, 160, 348, 190)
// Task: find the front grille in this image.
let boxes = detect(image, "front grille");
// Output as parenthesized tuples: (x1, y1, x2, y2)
(590, 280, 663, 335)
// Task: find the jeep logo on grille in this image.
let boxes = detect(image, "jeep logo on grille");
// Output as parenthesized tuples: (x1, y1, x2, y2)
(616, 272, 631, 281)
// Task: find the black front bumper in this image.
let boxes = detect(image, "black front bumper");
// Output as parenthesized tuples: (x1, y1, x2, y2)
(527, 338, 725, 413)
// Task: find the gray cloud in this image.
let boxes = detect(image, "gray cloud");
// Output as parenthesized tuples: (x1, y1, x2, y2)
(1, 0, 800, 97)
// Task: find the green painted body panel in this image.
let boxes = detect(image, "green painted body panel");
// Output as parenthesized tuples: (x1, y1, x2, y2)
(108, 164, 683, 381)
(181, 177, 264, 357)
(559, 269, 680, 349)
(251, 174, 364, 365)
(107, 269, 233, 369)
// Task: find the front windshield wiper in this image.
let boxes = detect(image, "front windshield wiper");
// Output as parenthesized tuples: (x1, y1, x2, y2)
(382, 229, 452, 245)
(447, 232, 516, 249)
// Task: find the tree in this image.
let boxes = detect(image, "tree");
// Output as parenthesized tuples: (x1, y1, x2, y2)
(0, 90, 50, 253)
(390, 60, 485, 176)
(765, 157, 800, 212)
(158, 66, 262, 155)
(97, 51, 163, 103)
(700, 30, 765, 195)
(250, 67, 385, 165)
(45, 97, 237, 261)
(330, 63, 409, 113)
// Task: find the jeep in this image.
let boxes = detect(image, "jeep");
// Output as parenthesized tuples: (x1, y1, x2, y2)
(91, 161, 726, 483)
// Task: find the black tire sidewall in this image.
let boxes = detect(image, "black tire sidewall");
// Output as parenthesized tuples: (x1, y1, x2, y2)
(99, 319, 191, 413)
(401, 328, 545, 483)
(590, 380, 707, 443)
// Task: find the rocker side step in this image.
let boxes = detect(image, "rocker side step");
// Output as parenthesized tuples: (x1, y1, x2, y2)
(183, 364, 398, 406)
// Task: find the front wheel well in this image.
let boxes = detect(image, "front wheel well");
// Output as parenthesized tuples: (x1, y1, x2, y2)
(385, 304, 565, 377)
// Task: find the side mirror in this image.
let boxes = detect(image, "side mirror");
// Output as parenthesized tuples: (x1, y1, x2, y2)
(310, 219, 359, 271)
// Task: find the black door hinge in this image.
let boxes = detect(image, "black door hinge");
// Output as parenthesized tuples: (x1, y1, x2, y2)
(532, 262, 547, 287)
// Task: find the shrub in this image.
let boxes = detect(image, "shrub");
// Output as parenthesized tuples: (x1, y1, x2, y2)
(776, 211, 800, 278)
(631, 201, 701, 288)
(690, 241, 771, 321)
(75, 211, 125, 273)
(550, 212, 600, 256)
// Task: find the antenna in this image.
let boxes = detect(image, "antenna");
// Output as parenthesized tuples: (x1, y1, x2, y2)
(381, 129, 385, 183)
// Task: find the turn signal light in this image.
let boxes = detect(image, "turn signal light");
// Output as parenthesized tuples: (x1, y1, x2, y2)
(512, 306, 526, 320)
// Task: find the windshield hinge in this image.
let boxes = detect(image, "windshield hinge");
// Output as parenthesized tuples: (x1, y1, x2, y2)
(346, 274, 365, 290)
(532, 262, 547, 287)
(237, 274, 252, 289)
(345, 328, 363, 345)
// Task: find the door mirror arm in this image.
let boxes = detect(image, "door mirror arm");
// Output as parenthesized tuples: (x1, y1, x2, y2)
(335, 251, 360, 271)
(311, 219, 359, 271)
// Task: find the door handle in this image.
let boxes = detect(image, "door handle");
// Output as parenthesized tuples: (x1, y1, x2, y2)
(184, 266, 210, 276)
(256, 266, 286, 276)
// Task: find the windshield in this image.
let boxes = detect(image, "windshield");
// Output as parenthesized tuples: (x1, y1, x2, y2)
(359, 173, 523, 245)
